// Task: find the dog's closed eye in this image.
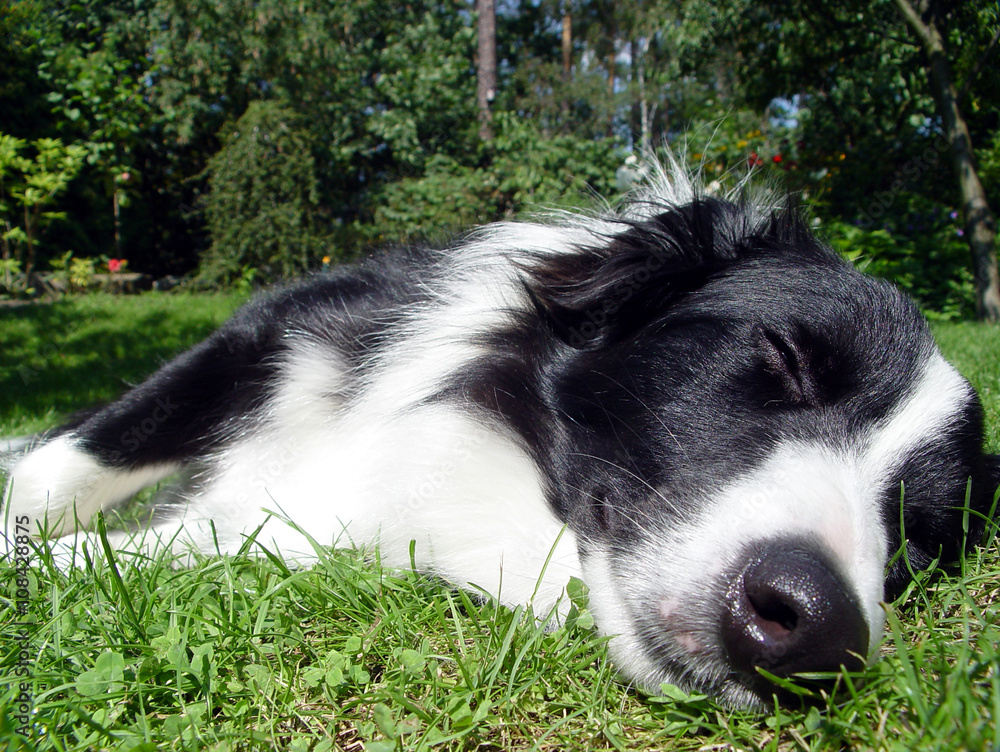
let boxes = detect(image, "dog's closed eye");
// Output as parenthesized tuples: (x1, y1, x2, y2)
(758, 328, 816, 405)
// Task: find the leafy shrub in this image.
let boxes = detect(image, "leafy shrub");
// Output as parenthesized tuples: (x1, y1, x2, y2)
(820, 202, 975, 320)
(0, 257, 25, 295)
(978, 129, 1000, 210)
(199, 101, 330, 287)
(0, 133, 86, 280)
(367, 9, 478, 174)
(367, 112, 625, 245)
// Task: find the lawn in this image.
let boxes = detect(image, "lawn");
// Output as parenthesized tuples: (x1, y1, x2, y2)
(1, 293, 999, 751)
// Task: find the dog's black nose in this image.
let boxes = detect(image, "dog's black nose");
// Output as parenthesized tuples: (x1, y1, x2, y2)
(720, 543, 870, 682)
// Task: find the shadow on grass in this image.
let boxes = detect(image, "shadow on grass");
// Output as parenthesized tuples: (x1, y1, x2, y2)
(0, 293, 243, 434)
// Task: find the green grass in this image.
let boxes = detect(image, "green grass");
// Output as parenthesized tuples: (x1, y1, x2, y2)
(929, 322, 1000, 451)
(0, 293, 245, 436)
(1, 294, 999, 751)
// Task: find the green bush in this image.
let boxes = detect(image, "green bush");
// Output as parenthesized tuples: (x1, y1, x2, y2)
(820, 201, 976, 320)
(198, 101, 330, 287)
(978, 128, 1000, 211)
(0, 132, 86, 286)
(367, 112, 625, 245)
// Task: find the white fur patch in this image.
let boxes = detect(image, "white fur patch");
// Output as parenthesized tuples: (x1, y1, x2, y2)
(3, 435, 178, 538)
(269, 343, 349, 429)
(865, 353, 973, 466)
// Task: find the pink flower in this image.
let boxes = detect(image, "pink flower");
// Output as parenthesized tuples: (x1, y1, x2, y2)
(108, 259, 122, 273)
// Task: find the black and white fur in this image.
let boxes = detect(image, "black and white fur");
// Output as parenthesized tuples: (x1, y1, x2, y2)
(4, 164, 997, 708)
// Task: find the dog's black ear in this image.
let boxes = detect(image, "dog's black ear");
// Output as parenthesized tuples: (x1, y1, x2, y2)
(526, 197, 819, 349)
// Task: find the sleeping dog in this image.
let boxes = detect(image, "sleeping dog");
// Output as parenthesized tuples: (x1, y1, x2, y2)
(4, 163, 997, 708)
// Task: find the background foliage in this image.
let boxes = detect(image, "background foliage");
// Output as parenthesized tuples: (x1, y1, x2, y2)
(0, 0, 998, 315)
(198, 102, 328, 286)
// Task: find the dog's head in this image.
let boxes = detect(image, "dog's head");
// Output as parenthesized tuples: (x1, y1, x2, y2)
(527, 194, 998, 707)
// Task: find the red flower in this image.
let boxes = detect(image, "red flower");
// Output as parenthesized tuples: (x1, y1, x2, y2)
(748, 152, 763, 168)
(772, 154, 783, 163)
(108, 259, 122, 273)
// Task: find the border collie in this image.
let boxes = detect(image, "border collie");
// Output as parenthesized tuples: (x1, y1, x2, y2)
(3, 163, 997, 708)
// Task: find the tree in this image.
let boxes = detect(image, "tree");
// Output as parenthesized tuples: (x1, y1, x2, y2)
(0, 0, 155, 264)
(198, 102, 326, 285)
(3, 0, 995, 315)
(561, 0, 572, 125)
(368, 9, 477, 175)
(0, 0, 50, 139)
(0, 134, 86, 280)
(477, 0, 498, 140)
(893, 0, 1000, 322)
(690, 0, 1000, 319)
(44, 38, 151, 260)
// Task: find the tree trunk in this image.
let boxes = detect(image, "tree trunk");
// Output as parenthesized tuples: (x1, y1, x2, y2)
(636, 37, 651, 154)
(606, 38, 616, 138)
(629, 38, 639, 147)
(114, 188, 122, 259)
(894, 0, 1000, 322)
(561, 3, 572, 127)
(476, 0, 497, 141)
(562, 7, 572, 79)
(24, 204, 35, 278)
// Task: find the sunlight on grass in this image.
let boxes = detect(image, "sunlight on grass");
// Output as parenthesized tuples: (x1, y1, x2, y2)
(931, 321, 1000, 451)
